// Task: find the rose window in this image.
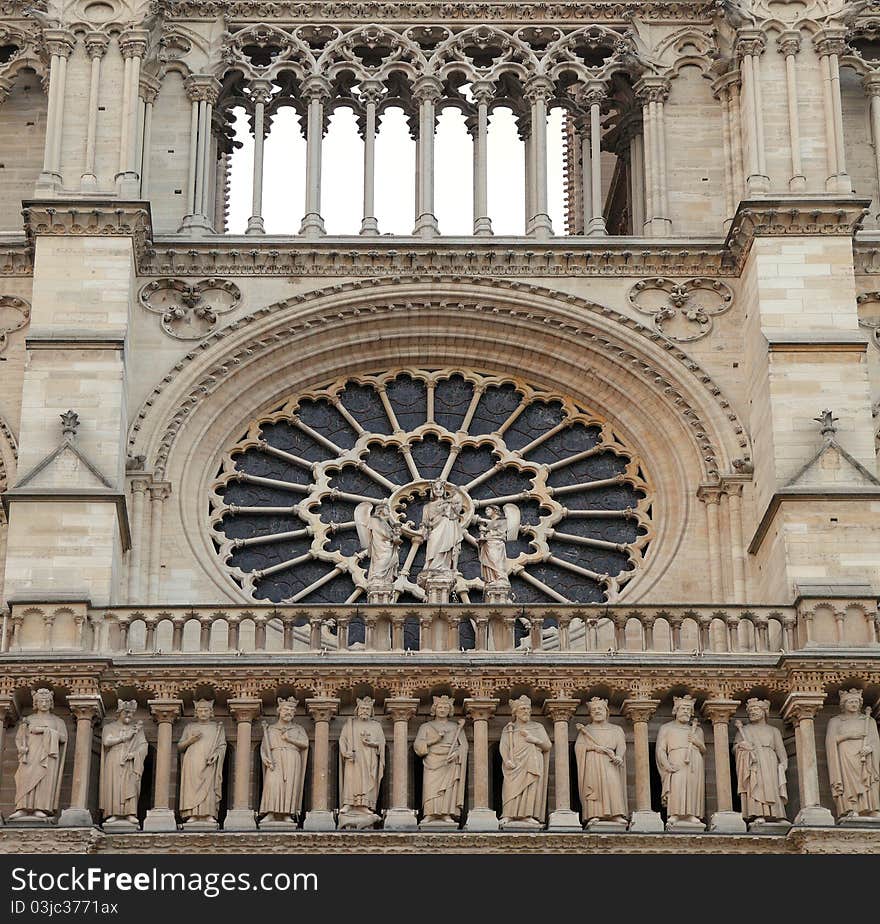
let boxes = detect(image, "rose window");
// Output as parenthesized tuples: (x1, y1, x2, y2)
(209, 369, 652, 607)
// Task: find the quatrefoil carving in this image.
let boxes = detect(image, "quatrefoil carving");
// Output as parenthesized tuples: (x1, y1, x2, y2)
(627, 277, 734, 342)
(139, 278, 241, 340)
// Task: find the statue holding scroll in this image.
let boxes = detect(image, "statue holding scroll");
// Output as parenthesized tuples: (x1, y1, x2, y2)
(9, 688, 68, 821)
(99, 699, 148, 828)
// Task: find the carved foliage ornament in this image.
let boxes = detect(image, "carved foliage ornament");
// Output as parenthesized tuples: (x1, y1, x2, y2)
(209, 368, 653, 607)
(857, 291, 880, 350)
(627, 277, 734, 342)
(0, 295, 29, 354)
(139, 278, 241, 340)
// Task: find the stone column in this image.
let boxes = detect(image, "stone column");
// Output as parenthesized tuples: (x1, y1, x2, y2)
(383, 698, 419, 830)
(585, 86, 607, 236)
(412, 77, 442, 237)
(117, 30, 148, 196)
(778, 31, 806, 192)
(37, 29, 75, 191)
(143, 698, 183, 832)
(180, 75, 220, 233)
(471, 81, 493, 236)
(782, 692, 835, 826)
(303, 697, 339, 830)
(544, 698, 581, 830)
(147, 483, 170, 604)
(464, 697, 500, 831)
(0, 696, 18, 825)
(702, 699, 747, 833)
(59, 695, 104, 826)
(698, 486, 723, 603)
(814, 30, 851, 194)
(139, 77, 159, 198)
(622, 698, 663, 831)
(579, 120, 592, 235)
(299, 77, 330, 237)
(635, 77, 672, 235)
(524, 77, 553, 238)
(80, 32, 108, 190)
(224, 698, 261, 831)
(864, 75, 880, 221)
(127, 477, 149, 602)
(725, 481, 747, 604)
(246, 79, 272, 235)
(736, 33, 770, 195)
(359, 81, 383, 235)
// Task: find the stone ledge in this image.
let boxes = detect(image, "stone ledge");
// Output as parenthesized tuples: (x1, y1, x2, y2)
(0, 826, 878, 855)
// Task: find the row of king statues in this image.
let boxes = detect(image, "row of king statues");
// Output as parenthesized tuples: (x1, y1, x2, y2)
(6, 688, 880, 830)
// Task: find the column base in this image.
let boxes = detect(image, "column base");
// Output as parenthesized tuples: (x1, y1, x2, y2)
(115, 173, 139, 197)
(587, 216, 607, 235)
(748, 817, 791, 834)
(793, 805, 835, 827)
(223, 808, 258, 831)
(178, 213, 214, 234)
(413, 212, 439, 237)
(746, 174, 771, 195)
(245, 216, 265, 235)
(35, 171, 61, 194)
(102, 817, 140, 833)
(473, 217, 493, 236)
(80, 173, 98, 191)
(383, 808, 418, 831)
(825, 173, 852, 194)
(464, 807, 499, 832)
(526, 213, 552, 238)
(300, 212, 326, 236)
(788, 175, 806, 192)
(585, 818, 628, 833)
(58, 807, 94, 828)
(628, 810, 664, 833)
(644, 217, 672, 236)
(548, 809, 582, 831)
(708, 811, 747, 834)
(143, 808, 178, 832)
(360, 217, 379, 235)
(303, 809, 336, 831)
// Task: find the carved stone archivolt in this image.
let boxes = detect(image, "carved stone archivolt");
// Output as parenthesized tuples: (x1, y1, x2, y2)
(0, 294, 30, 354)
(627, 278, 733, 342)
(209, 368, 652, 606)
(139, 278, 241, 340)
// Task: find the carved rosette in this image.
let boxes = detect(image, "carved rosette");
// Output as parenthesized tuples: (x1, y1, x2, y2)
(209, 369, 653, 606)
(0, 295, 30, 353)
(627, 277, 734, 342)
(139, 278, 241, 339)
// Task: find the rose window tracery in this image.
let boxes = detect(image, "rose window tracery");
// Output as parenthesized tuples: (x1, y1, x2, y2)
(209, 369, 652, 607)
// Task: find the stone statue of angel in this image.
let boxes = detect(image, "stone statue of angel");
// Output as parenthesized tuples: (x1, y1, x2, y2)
(354, 501, 402, 585)
(474, 504, 520, 585)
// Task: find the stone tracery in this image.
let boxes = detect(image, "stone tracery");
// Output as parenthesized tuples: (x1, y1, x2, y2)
(210, 368, 652, 606)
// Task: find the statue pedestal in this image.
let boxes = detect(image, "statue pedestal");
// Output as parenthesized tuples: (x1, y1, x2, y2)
(837, 813, 880, 827)
(258, 816, 300, 831)
(484, 580, 511, 605)
(708, 811, 747, 834)
(143, 808, 177, 832)
(58, 807, 94, 828)
(383, 807, 418, 830)
(499, 817, 543, 831)
(748, 818, 791, 834)
(793, 805, 835, 826)
(420, 572, 455, 604)
(419, 817, 460, 831)
(366, 581, 394, 605)
(181, 817, 219, 832)
(628, 810, 664, 832)
(303, 809, 336, 831)
(585, 818, 628, 833)
(665, 817, 707, 833)
(338, 809, 380, 830)
(7, 813, 56, 827)
(548, 809, 582, 831)
(102, 818, 140, 833)
(464, 807, 499, 832)
(223, 809, 257, 831)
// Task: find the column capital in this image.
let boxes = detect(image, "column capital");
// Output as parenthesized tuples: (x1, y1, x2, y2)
(44, 29, 75, 58)
(543, 698, 580, 722)
(701, 698, 740, 724)
(697, 483, 724, 504)
(359, 78, 385, 105)
(301, 76, 332, 103)
(66, 694, 104, 723)
(634, 75, 671, 104)
(84, 31, 110, 59)
(184, 74, 221, 105)
(119, 29, 149, 59)
(470, 79, 495, 106)
(622, 698, 661, 723)
(412, 75, 443, 104)
(305, 696, 340, 723)
(247, 77, 274, 106)
(227, 698, 262, 722)
(864, 73, 880, 97)
(140, 75, 161, 104)
(813, 28, 847, 58)
(148, 481, 172, 502)
(384, 697, 420, 722)
(464, 697, 500, 721)
(776, 30, 801, 58)
(782, 691, 826, 725)
(734, 30, 767, 59)
(148, 698, 183, 724)
(523, 75, 554, 103)
(0, 694, 19, 725)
